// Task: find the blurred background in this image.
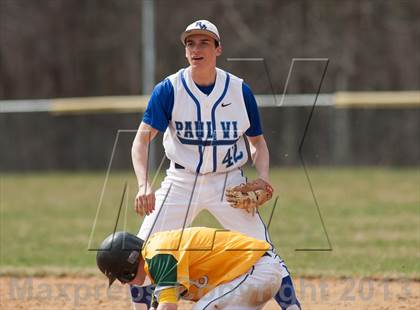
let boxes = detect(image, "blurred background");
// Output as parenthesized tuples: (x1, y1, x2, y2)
(0, 0, 419, 288)
(1, 0, 419, 169)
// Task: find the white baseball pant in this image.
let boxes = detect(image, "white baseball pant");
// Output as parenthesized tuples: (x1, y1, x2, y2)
(138, 164, 273, 243)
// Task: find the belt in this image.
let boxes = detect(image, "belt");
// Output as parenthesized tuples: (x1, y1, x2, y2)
(262, 251, 283, 264)
(262, 251, 272, 258)
(172, 162, 242, 174)
(174, 162, 185, 169)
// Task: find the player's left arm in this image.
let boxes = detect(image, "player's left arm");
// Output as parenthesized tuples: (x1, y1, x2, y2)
(242, 82, 270, 182)
(225, 83, 272, 212)
(147, 254, 182, 308)
(247, 134, 270, 182)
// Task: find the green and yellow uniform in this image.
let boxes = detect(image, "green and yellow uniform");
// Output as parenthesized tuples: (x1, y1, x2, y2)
(141, 227, 270, 303)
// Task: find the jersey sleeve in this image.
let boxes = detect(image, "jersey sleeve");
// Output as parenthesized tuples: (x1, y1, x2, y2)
(242, 82, 263, 137)
(146, 254, 178, 287)
(142, 79, 174, 132)
(157, 287, 178, 304)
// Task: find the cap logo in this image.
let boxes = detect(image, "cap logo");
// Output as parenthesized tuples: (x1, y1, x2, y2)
(195, 21, 207, 30)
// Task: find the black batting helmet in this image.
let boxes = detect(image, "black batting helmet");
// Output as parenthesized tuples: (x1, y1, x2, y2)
(96, 231, 144, 286)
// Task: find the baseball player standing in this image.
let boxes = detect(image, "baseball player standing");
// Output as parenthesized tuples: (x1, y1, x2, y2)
(131, 20, 300, 310)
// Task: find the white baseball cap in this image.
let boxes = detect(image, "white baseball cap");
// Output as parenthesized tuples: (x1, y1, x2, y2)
(180, 20, 221, 45)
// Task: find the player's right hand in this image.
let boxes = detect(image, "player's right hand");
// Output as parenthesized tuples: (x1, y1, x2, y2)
(134, 186, 155, 216)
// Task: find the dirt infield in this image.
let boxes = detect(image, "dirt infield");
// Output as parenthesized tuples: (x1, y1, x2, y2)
(0, 276, 418, 309)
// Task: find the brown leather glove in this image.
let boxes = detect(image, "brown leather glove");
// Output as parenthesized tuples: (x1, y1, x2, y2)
(225, 178, 274, 215)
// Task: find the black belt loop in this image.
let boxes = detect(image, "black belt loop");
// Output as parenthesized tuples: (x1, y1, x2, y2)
(174, 162, 185, 169)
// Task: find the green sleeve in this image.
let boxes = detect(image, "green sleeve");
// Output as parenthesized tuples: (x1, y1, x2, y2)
(146, 254, 178, 286)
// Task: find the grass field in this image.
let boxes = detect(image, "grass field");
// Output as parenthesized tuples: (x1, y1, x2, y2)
(1, 167, 419, 279)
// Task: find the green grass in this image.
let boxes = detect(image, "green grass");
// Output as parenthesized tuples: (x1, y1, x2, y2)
(1, 167, 419, 279)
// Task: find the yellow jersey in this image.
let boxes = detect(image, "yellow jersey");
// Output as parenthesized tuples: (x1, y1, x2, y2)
(141, 227, 270, 301)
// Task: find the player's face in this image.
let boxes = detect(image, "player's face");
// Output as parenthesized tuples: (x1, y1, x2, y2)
(185, 34, 221, 70)
(125, 259, 146, 286)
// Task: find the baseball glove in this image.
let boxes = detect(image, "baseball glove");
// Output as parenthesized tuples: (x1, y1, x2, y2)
(225, 178, 274, 215)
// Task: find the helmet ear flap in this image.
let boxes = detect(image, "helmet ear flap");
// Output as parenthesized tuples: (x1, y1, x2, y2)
(119, 269, 137, 283)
